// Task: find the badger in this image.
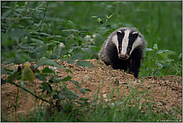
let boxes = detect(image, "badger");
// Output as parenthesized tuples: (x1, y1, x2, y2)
(99, 27, 146, 78)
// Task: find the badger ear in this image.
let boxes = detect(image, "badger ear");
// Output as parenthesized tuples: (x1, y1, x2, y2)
(117, 31, 122, 34)
(132, 31, 138, 35)
(117, 30, 124, 36)
(132, 31, 138, 38)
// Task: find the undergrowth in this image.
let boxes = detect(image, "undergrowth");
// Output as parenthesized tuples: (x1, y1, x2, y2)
(12, 79, 181, 122)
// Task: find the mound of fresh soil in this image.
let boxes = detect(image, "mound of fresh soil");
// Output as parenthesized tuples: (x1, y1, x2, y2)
(1, 59, 182, 120)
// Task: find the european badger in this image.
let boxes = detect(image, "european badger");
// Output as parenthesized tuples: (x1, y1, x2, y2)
(99, 27, 146, 78)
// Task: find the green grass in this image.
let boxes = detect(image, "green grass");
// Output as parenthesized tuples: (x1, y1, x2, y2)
(1, 1, 182, 122)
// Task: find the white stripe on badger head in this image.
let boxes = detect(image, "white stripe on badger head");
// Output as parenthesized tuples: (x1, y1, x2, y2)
(121, 29, 131, 55)
(111, 34, 119, 52)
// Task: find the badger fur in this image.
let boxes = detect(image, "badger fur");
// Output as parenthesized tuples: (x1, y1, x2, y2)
(99, 27, 146, 78)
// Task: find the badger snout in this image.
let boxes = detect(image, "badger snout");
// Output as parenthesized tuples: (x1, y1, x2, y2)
(118, 54, 129, 60)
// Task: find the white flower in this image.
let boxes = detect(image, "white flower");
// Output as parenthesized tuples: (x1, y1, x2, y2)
(25, 2, 28, 6)
(59, 42, 65, 48)
(85, 35, 91, 39)
(48, 66, 57, 70)
(24, 36, 28, 40)
(92, 34, 96, 38)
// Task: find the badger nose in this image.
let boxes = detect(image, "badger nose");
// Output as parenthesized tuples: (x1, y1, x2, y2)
(118, 54, 128, 60)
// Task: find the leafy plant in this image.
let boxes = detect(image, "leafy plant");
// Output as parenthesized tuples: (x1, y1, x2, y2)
(1, 2, 93, 121)
(143, 44, 177, 77)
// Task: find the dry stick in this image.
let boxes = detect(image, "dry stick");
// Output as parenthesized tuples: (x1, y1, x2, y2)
(7, 80, 51, 105)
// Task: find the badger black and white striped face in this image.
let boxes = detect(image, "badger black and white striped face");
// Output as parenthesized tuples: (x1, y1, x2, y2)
(111, 28, 144, 60)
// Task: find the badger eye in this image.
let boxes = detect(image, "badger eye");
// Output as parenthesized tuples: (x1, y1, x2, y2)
(127, 47, 131, 51)
(118, 46, 122, 50)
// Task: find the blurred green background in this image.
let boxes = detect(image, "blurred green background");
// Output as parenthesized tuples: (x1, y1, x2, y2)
(1, 1, 182, 77)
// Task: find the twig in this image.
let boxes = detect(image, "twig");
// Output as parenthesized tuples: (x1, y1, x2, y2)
(3, 79, 51, 105)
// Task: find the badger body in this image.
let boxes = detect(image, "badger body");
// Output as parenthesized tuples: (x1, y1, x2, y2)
(99, 27, 146, 78)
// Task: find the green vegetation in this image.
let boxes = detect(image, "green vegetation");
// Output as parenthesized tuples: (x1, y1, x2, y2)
(1, 1, 182, 122)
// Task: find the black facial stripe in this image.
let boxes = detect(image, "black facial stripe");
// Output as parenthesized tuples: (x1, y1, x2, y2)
(127, 31, 139, 54)
(117, 30, 125, 53)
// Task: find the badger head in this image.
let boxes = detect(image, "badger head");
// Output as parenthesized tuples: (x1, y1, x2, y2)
(111, 27, 145, 60)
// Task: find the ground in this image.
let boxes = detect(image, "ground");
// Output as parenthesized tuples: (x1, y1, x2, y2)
(1, 59, 182, 121)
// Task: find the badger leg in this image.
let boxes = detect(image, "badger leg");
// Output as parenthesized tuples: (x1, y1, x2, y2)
(129, 58, 141, 78)
(111, 59, 128, 71)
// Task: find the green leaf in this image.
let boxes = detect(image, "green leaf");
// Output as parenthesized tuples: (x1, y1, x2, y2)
(78, 86, 87, 95)
(42, 82, 52, 93)
(144, 48, 153, 52)
(61, 75, 72, 81)
(46, 42, 55, 46)
(97, 18, 102, 23)
(79, 98, 90, 102)
(2, 38, 15, 46)
(48, 78, 60, 83)
(35, 68, 40, 73)
(115, 78, 119, 86)
(156, 50, 164, 54)
(42, 67, 54, 73)
(61, 90, 79, 100)
(35, 74, 47, 81)
(48, 40, 62, 45)
(68, 49, 74, 53)
(67, 59, 75, 64)
(70, 53, 85, 60)
(15, 54, 26, 63)
(7, 28, 29, 40)
(68, 20, 75, 28)
(1, 68, 7, 74)
(77, 61, 94, 68)
(50, 35, 62, 38)
(1, 32, 9, 45)
(83, 45, 96, 48)
(102, 28, 117, 37)
(85, 89, 91, 92)
(34, 46, 45, 53)
(74, 36, 85, 42)
(81, 48, 91, 54)
(91, 16, 98, 19)
(157, 50, 175, 55)
(1, 79, 8, 85)
(57, 93, 65, 100)
(178, 53, 182, 60)
(19, 53, 35, 62)
(156, 62, 163, 69)
(2, 10, 12, 18)
(62, 29, 79, 32)
(72, 46, 82, 49)
(31, 38, 45, 46)
(69, 80, 80, 86)
(106, 14, 113, 19)
(7, 71, 21, 81)
(16, 8, 25, 13)
(39, 57, 72, 73)
(67, 53, 86, 63)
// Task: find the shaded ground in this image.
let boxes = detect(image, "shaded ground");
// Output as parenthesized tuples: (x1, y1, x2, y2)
(1, 59, 182, 121)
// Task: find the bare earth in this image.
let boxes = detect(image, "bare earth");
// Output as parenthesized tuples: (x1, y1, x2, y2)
(1, 59, 182, 121)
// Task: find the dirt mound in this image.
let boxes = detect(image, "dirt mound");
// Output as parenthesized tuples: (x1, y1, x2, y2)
(1, 59, 182, 120)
